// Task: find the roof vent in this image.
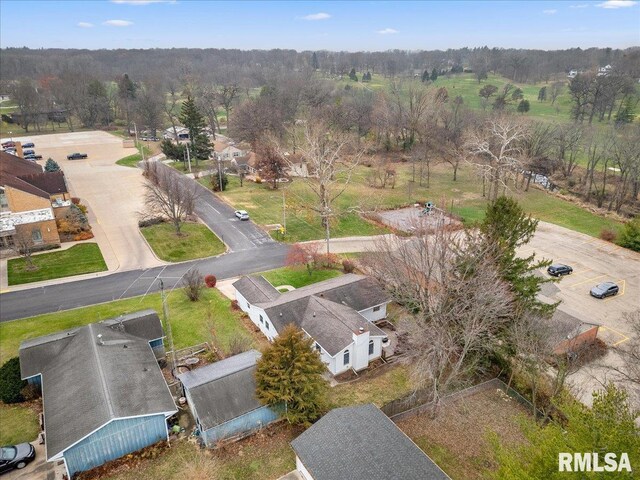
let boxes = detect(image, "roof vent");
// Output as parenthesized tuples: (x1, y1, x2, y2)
(97, 334, 104, 346)
(313, 312, 316, 317)
(359, 327, 364, 333)
(280, 312, 283, 317)
(123, 344, 128, 349)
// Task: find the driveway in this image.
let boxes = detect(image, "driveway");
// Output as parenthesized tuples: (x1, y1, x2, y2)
(9, 131, 164, 272)
(2, 441, 61, 480)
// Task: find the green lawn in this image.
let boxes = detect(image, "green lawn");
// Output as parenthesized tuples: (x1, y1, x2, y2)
(140, 222, 226, 262)
(7, 244, 107, 286)
(116, 145, 152, 167)
(0, 288, 249, 363)
(261, 266, 342, 288)
(0, 403, 40, 445)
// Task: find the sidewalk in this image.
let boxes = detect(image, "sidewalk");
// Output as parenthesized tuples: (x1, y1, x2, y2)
(300, 234, 402, 253)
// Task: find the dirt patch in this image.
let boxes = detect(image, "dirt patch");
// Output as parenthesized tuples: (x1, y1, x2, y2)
(396, 387, 532, 480)
(375, 205, 462, 234)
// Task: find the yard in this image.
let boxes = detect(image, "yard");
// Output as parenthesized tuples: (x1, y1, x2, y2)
(261, 265, 343, 289)
(115, 144, 152, 167)
(396, 384, 534, 480)
(218, 160, 622, 242)
(0, 402, 40, 445)
(7, 243, 107, 285)
(140, 222, 226, 262)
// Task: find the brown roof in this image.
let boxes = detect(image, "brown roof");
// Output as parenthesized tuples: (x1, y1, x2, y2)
(18, 171, 68, 195)
(2, 175, 50, 199)
(0, 151, 43, 177)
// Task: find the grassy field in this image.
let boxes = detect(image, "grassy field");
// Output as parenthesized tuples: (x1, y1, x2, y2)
(0, 403, 40, 445)
(261, 266, 342, 288)
(220, 160, 622, 241)
(140, 222, 226, 262)
(0, 287, 249, 363)
(7, 243, 107, 285)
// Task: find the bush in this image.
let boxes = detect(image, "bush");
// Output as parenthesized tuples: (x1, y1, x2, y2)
(0, 358, 27, 404)
(71, 197, 81, 205)
(73, 231, 94, 241)
(138, 217, 165, 228)
(230, 299, 240, 311)
(314, 253, 339, 269)
(182, 269, 203, 302)
(204, 274, 217, 288)
(342, 259, 355, 273)
(617, 217, 640, 252)
(599, 228, 617, 242)
(21, 383, 41, 401)
(254, 176, 262, 184)
(227, 334, 252, 356)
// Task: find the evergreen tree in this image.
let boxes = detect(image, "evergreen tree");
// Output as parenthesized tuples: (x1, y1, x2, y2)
(117, 73, 137, 135)
(517, 99, 530, 113)
(210, 170, 228, 192)
(311, 52, 320, 70)
(0, 357, 27, 404)
(430, 68, 438, 81)
(492, 384, 639, 480)
(480, 196, 554, 317)
(614, 98, 635, 125)
(349, 68, 358, 82)
(421, 70, 429, 83)
(617, 217, 640, 252)
(44, 158, 60, 172)
(511, 87, 524, 101)
(160, 139, 185, 162)
(179, 95, 212, 165)
(537, 86, 547, 102)
(255, 324, 328, 426)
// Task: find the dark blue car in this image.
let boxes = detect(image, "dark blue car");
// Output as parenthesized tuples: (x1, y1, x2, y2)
(0, 443, 36, 473)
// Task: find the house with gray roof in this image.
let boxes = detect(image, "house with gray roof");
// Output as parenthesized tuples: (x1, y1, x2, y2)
(18, 310, 176, 479)
(232, 274, 390, 375)
(177, 350, 279, 447)
(291, 404, 450, 480)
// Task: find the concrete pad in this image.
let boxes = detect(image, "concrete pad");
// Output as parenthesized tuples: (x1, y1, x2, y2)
(216, 276, 241, 300)
(8, 131, 166, 272)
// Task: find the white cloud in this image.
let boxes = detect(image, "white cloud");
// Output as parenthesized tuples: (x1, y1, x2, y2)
(77, 22, 94, 28)
(103, 19, 134, 27)
(596, 0, 637, 7)
(301, 12, 331, 20)
(377, 28, 398, 35)
(570, 3, 590, 7)
(543, 9, 558, 14)
(111, 0, 175, 4)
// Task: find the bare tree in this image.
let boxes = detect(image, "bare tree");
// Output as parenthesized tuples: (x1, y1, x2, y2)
(142, 162, 199, 235)
(609, 310, 640, 403)
(361, 225, 515, 413)
(182, 268, 204, 302)
(465, 116, 526, 201)
(217, 84, 240, 128)
(284, 118, 363, 254)
(255, 140, 287, 190)
(12, 229, 38, 271)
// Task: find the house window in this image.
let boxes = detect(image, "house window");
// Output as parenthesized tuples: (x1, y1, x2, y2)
(259, 315, 264, 324)
(247, 303, 250, 310)
(265, 320, 270, 330)
(369, 340, 374, 355)
(31, 229, 43, 244)
(343, 350, 350, 366)
(373, 305, 381, 312)
(233, 152, 240, 157)
(0, 191, 8, 210)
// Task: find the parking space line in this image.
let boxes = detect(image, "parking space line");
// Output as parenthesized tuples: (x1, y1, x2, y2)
(565, 274, 607, 289)
(600, 326, 630, 346)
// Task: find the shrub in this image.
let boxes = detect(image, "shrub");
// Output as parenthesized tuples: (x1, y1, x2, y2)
(227, 334, 252, 356)
(617, 217, 640, 252)
(599, 228, 617, 242)
(342, 259, 355, 273)
(0, 357, 27, 404)
(204, 274, 217, 288)
(230, 299, 240, 310)
(73, 231, 94, 241)
(254, 176, 262, 184)
(21, 383, 41, 401)
(138, 217, 165, 228)
(314, 253, 339, 269)
(71, 197, 81, 205)
(182, 269, 204, 302)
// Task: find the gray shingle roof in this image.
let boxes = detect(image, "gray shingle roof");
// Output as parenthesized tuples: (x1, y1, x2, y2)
(291, 404, 450, 480)
(232, 275, 281, 304)
(177, 350, 266, 431)
(18, 312, 176, 460)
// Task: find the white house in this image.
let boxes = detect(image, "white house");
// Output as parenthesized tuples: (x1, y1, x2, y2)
(215, 145, 245, 161)
(232, 274, 391, 375)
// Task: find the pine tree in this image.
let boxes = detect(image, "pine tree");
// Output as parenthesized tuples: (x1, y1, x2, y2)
(517, 99, 530, 113)
(349, 68, 358, 82)
(480, 196, 554, 317)
(537, 86, 547, 102)
(255, 324, 328, 426)
(430, 68, 438, 81)
(421, 70, 429, 83)
(311, 52, 320, 70)
(44, 158, 60, 172)
(179, 95, 212, 165)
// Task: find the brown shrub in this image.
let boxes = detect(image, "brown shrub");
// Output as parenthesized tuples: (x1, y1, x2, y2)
(74, 231, 94, 241)
(600, 228, 617, 242)
(204, 274, 217, 288)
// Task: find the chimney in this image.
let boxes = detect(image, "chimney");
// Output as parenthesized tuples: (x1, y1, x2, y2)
(97, 334, 104, 346)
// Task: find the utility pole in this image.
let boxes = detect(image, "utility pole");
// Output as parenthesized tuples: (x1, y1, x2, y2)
(186, 144, 192, 173)
(160, 280, 177, 377)
(217, 155, 223, 192)
(282, 187, 286, 234)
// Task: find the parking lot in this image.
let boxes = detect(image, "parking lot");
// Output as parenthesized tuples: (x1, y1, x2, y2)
(520, 221, 640, 406)
(7, 131, 165, 273)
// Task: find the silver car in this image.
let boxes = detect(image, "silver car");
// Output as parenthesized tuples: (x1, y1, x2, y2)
(234, 210, 249, 221)
(589, 282, 619, 299)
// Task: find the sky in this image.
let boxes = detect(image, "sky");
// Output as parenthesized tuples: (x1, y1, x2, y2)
(0, 0, 638, 51)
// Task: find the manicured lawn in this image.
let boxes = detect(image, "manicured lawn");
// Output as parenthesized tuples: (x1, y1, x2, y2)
(140, 222, 226, 262)
(7, 244, 107, 285)
(116, 145, 152, 167)
(261, 266, 343, 288)
(0, 403, 40, 445)
(0, 288, 250, 362)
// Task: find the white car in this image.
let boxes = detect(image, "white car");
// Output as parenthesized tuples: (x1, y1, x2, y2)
(235, 210, 249, 221)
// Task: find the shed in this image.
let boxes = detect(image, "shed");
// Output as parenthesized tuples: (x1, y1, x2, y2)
(178, 350, 279, 447)
(291, 403, 450, 480)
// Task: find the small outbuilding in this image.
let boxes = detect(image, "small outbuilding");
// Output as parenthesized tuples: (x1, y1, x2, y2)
(178, 350, 279, 447)
(291, 403, 450, 480)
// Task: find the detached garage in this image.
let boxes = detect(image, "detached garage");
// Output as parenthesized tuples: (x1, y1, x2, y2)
(178, 350, 279, 447)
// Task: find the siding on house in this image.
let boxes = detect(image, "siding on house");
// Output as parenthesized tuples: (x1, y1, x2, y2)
(296, 456, 315, 480)
(358, 304, 388, 322)
(63, 414, 168, 478)
(200, 406, 280, 446)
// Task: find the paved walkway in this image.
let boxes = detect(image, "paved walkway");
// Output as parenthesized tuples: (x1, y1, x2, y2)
(301, 234, 401, 253)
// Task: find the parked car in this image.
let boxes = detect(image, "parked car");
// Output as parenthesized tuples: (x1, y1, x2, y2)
(235, 210, 250, 221)
(141, 136, 159, 141)
(22, 149, 35, 155)
(24, 154, 43, 160)
(1, 141, 15, 149)
(0, 443, 36, 473)
(67, 152, 88, 160)
(3, 148, 16, 154)
(590, 282, 619, 299)
(21, 142, 35, 148)
(547, 264, 573, 277)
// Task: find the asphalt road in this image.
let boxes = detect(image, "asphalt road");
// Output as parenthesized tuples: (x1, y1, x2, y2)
(0, 242, 288, 321)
